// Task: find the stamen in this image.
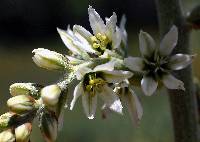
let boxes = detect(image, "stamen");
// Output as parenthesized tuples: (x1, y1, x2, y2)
(85, 73, 106, 94)
(90, 33, 110, 53)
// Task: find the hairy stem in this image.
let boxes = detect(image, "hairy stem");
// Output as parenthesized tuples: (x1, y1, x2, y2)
(155, 0, 199, 142)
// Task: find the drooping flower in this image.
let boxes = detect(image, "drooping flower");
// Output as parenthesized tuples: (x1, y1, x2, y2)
(57, 6, 127, 60)
(70, 61, 133, 119)
(102, 80, 143, 126)
(125, 25, 194, 96)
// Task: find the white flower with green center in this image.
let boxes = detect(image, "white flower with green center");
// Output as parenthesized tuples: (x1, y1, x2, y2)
(57, 6, 127, 60)
(124, 25, 194, 96)
(70, 61, 133, 119)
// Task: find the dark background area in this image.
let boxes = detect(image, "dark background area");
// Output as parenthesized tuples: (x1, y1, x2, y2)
(0, 0, 199, 142)
(0, 0, 157, 40)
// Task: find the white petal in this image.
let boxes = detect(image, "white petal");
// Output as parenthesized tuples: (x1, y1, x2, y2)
(57, 27, 82, 55)
(82, 93, 97, 119)
(119, 15, 127, 46)
(98, 85, 123, 114)
(124, 57, 145, 72)
(139, 30, 156, 58)
(73, 29, 98, 54)
(75, 66, 92, 80)
(128, 88, 143, 120)
(123, 88, 143, 126)
(103, 70, 133, 83)
(93, 61, 115, 72)
(162, 74, 185, 90)
(70, 82, 83, 110)
(88, 6, 106, 35)
(159, 25, 178, 56)
(168, 54, 194, 70)
(112, 27, 122, 49)
(66, 55, 84, 65)
(141, 76, 158, 96)
(73, 25, 93, 42)
(105, 12, 117, 40)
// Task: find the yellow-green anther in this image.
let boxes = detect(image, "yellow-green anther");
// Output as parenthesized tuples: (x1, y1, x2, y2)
(7, 95, 36, 114)
(90, 36, 98, 43)
(0, 129, 15, 142)
(90, 33, 110, 53)
(15, 122, 32, 142)
(93, 43, 100, 49)
(0, 112, 16, 128)
(85, 73, 106, 93)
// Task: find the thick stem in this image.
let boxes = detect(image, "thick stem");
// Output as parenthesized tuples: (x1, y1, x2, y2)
(155, 0, 199, 142)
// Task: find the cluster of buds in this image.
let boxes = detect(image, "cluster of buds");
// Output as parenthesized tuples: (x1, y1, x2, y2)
(0, 5, 195, 142)
(0, 82, 64, 142)
(0, 83, 39, 142)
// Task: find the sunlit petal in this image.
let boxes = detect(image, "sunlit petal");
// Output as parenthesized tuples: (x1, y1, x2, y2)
(82, 93, 97, 119)
(105, 12, 117, 40)
(103, 70, 133, 83)
(70, 82, 83, 110)
(88, 6, 106, 35)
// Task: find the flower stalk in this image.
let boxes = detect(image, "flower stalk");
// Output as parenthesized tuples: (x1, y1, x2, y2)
(155, 0, 199, 141)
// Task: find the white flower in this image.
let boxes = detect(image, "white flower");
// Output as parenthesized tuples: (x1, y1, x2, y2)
(125, 25, 194, 96)
(32, 48, 67, 70)
(57, 6, 127, 59)
(70, 61, 133, 119)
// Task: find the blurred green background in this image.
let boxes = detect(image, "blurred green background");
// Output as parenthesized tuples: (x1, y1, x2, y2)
(0, 0, 200, 142)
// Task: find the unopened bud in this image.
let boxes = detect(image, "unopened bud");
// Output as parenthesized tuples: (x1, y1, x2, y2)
(7, 95, 37, 114)
(40, 111, 58, 142)
(10, 83, 40, 99)
(41, 85, 61, 106)
(0, 129, 15, 142)
(32, 48, 67, 70)
(15, 122, 32, 142)
(0, 112, 17, 128)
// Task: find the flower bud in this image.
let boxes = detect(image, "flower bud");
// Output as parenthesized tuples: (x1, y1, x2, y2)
(15, 122, 32, 142)
(9, 83, 40, 98)
(7, 95, 37, 114)
(0, 112, 17, 128)
(32, 48, 67, 70)
(40, 111, 58, 142)
(0, 129, 15, 142)
(41, 85, 61, 106)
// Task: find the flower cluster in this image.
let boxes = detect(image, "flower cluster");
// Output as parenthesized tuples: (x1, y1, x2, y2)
(0, 6, 194, 142)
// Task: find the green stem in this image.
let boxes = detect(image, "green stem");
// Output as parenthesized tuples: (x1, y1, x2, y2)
(155, 0, 199, 142)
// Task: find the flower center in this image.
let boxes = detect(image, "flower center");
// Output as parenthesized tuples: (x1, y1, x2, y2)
(90, 33, 111, 54)
(84, 73, 106, 96)
(144, 56, 169, 77)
